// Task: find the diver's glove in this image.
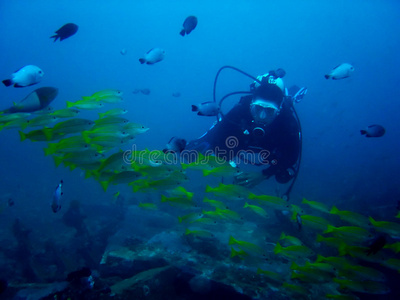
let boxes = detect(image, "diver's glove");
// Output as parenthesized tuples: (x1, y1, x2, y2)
(293, 87, 307, 103)
(233, 171, 269, 188)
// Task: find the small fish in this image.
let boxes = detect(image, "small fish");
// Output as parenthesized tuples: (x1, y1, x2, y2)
(139, 48, 165, 65)
(360, 124, 385, 138)
(8, 198, 14, 207)
(98, 108, 128, 119)
(120, 48, 127, 55)
(2, 65, 44, 87)
(50, 23, 78, 42)
(325, 63, 354, 80)
(140, 88, 151, 95)
(172, 92, 181, 97)
(51, 180, 63, 213)
(163, 136, 186, 154)
(180, 16, 198, 36)
(192, 101, 219, 116)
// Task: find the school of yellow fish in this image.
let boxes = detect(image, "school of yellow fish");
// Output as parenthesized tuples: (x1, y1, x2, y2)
(1, 89, 400, 299)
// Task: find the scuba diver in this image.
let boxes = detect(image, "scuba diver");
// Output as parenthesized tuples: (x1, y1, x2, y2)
(166, 66, 306, 200)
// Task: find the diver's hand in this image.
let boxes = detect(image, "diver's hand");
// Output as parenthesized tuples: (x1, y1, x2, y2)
(234, 171, 268, 188)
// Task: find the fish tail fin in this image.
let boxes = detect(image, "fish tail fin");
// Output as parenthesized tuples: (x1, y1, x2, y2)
(360, 130, 367, 135)
(18, 131, 26, 142)
(290, 261, 299, 270)
(324, 224, 335, 234)
(161, 195, 168, 203)
(202, 169, 211, 176)
(50, 35, 59, 42)
(368, 216, 377, 226)
(228, 236, 237, 245)
(98, 112, 105, 119)
(330, 205, 339, 214)
(248, 192, 256, 199)
(244, 202, 250, 208)
(139, 58, 146, 64)
(180, 29, 186, 36)
(205, 185, 213, 193)
(316, 234, 324, 243)
(100, 181, 109, 192)
(191, 105, 198, 112)
(67, 162, 77, 171)
(273, 242, 283, 254)
(66, 101, 75, 108)
(53, 156, 63, 167)
(324, 75, 330, 79)
(44, 144, 56, 156)
(181, 163, 189, 170)
(2, 79, 12, 87)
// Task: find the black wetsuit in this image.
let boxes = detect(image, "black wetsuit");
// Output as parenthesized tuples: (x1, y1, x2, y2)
(186, 95, 301, 183)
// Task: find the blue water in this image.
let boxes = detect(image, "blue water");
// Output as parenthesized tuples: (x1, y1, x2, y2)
(1, 0, 400, 299)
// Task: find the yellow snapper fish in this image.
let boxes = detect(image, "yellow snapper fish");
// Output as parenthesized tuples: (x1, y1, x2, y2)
(205, 183, 250, 200)
(299, 214, 330, 231)
(44, 136, 95, 156)
(161, 194, 194, 208)
(279, 232, 303, 247)
(202, 165, 241, 177)
(82, 89, 123, 101)
(243, 202, 268, 218)
(53, 150, 104, 167)
(369, 216, 400, 238)
(49, 108, 80, 118)
(229, 236, 265, 257)
(333, 278, 390, 295)
(100, 171, 142, 191)
(51, 118, 94, 134)
(273, 242, 314, 260)
(25, 115, 59, 128)
(97, 151, 129, 173)
(323, 224, 372, 243)
(182, 152, 230, 171)
(202, 197, 229, 209)
(66, 99, 105, 110)
(131, 171, 188, 192)
(329, 206, 370, 228)
(94, 116, 129, 127)
(178, 212, 203, 223)
(168, 186, 194, 200)
(301, 198, 331, 214)
(138, 202, 158, 210)
(248, 192, 290, 210)
(123, 122, 150, 136)
(19, 128, 64, 142)
(185, 228, 214, 238)
(256, 268, 284, 283)
(99, 108, 128, 118)
(202, 207, 241, 222)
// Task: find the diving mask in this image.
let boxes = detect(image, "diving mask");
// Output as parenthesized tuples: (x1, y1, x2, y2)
(250, 99, 279, 125)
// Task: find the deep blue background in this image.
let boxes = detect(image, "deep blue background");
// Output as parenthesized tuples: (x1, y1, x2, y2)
(0, 0, 399, 260)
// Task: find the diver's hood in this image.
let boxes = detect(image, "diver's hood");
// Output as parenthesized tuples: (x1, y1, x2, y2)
(252, 81, 284, 108)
